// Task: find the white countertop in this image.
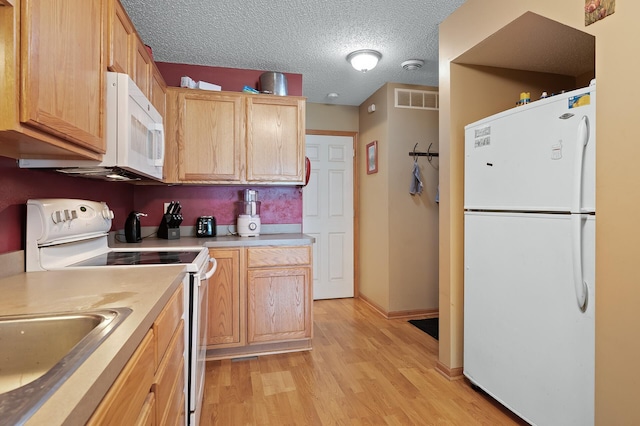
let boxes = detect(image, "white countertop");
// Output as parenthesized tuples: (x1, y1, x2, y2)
(0, 266, 186, 425)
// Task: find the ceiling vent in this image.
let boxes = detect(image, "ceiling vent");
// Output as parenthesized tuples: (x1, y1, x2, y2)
(401, 59, 425, 70)
(395, 88, 438, 110)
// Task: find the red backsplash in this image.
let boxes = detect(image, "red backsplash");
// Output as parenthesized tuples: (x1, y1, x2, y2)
(0, 156, 302, 254)
(133, 185, 302, 229)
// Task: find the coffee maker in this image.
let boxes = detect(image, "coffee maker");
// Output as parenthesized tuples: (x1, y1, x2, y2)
(237, 189, 261, 237)
(124, 211, 147, 243)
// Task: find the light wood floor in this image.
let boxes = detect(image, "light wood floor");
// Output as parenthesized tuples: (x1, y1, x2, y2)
(201, 298, 527, 425)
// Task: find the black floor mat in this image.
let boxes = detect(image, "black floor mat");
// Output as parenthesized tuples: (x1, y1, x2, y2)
(408, 318, 439, 340)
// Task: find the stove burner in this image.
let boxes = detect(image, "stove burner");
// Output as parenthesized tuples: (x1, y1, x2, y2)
(70, 251, 200, 267)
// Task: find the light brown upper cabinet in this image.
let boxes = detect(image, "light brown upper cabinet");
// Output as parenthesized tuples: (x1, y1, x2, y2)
(165, 88, 306, 185)
(106, 0, 134, 75)
(166, 89, 244, 183)
(132, 40, 152, 98)
(245, 96, 306, 183)
(0, 0, 106, 160)
(150, 68, 167, 121)
(107, 0, 166, 121)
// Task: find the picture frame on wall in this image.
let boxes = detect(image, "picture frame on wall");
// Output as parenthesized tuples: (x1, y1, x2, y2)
(585, 0, 614, 26)
(367, 141, 378, 174)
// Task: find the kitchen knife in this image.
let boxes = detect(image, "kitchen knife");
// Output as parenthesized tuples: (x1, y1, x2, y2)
(172, 202, 181, 214)
(166, 201, 175, 215)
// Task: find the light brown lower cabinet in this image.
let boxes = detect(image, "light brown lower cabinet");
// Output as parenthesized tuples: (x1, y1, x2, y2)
(155, 321, 185, 425)
(88, 284, 185, 425)
(207, 245, 313, 360)
(88, 329, 156, 425)
(135, 392, 156, 426)
(247, 266, 311, 343)
(207, 248, 243, 347)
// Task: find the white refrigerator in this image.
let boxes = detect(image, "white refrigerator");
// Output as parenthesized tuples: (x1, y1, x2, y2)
(463, 84, 596, 426)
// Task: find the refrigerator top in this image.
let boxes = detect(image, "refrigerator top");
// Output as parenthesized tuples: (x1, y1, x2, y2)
(465, 83, 595, 131)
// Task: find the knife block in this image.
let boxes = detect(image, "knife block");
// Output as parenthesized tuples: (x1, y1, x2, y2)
(158, 213, 181, 240)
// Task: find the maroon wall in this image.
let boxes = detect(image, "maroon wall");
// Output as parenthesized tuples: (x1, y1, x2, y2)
(0, 156, 134, 253)
(0, 155, 302, 254)
(155, 62, 303, 95)
(133, 185, 302, 229)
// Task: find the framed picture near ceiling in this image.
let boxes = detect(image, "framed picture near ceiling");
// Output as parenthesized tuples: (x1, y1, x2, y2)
(585, 0, 614, 26)
(366, 141, 378, 174)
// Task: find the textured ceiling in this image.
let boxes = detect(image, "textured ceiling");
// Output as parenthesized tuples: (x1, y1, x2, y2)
(120, 0, 467, 106)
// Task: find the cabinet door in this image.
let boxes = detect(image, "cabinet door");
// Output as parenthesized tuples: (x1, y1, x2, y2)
(133, 39, 152, 98)
(207, 248, 243, 347)
(107, 0, 134, 75)
(88, 330, 155, 425)
(245, 96, 305, 183)
(247, 266, 311, 343)
(175, 90, 243, 182)
(20, 0, 106, 154)
(150, 66, 167, 121)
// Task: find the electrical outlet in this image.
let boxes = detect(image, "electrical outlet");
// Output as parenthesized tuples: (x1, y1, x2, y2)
(163, 202, 170, 215)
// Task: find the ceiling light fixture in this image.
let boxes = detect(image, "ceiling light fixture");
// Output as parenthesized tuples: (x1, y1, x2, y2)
(327, 92, 339, 99)
(347, 49, 382, 72)
(401, 59, 425, 71)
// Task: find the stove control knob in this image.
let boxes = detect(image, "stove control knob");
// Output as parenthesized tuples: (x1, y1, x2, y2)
(101, 206, 115, 220)
(51, 210, 63, 224)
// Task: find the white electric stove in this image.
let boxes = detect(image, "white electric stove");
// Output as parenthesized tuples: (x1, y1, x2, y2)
(25, 199, 215, 426)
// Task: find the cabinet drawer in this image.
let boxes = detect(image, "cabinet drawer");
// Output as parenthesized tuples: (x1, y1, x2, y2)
(247, 246, 310, 268)
(88, 329, 155, 425)
(160, 358, 185, 426)
(155, 320, 185, 423)
(135, 392, 156, 426)
(154, 285, 184, 367)
(178, 392, 186, 424)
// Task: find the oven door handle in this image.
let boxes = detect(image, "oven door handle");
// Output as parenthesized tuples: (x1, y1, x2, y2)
(202, 258, 217, 281)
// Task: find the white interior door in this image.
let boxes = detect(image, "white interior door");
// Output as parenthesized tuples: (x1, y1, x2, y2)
(303, 134, 354, 299)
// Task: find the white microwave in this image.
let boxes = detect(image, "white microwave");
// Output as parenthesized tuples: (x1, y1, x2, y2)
(19, 72, 165, 181)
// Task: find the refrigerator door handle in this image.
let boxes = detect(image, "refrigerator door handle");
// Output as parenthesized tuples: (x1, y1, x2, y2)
(571, 214, 589, 312)
(571, 116, 590, 213)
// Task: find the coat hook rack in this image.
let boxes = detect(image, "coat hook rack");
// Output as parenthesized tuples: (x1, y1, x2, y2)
(409, 143, 439, 162)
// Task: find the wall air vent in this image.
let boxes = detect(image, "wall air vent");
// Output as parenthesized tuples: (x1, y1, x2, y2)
(395, 88, 438, 110)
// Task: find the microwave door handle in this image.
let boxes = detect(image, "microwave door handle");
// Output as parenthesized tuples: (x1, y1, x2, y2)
(151, 123, 165, 167)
